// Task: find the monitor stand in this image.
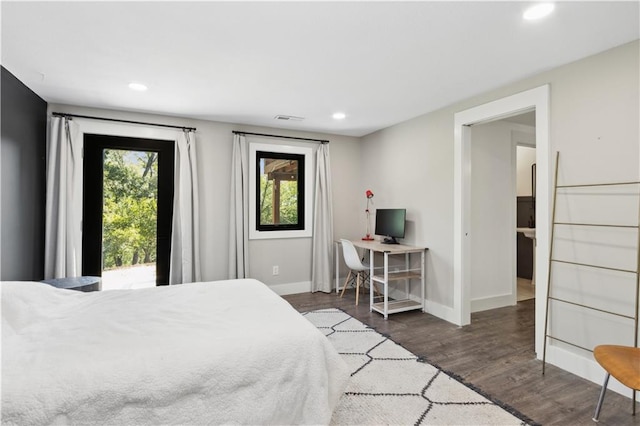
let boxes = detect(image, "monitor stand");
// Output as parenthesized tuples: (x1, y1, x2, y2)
(382, 237, 399, 245)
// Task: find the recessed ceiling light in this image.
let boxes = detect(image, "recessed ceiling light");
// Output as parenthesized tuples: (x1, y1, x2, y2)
(332, 112, 346, 120)
(128, 82, 148, 91)
(523, 3, 555, 20)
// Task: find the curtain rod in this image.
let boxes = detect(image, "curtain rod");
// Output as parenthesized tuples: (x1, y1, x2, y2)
(232, 130, 329, 144)
(52, 112, 197, 132)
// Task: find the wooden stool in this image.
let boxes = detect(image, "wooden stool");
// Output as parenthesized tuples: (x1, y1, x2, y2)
(592, 345, 640, 422)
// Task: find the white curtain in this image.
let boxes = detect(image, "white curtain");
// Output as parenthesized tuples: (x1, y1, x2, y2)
(311, 143, 333, 292)
(44, 117, 82, 279)
(169, 130, 201, 284)
(228, 134, 249, 278)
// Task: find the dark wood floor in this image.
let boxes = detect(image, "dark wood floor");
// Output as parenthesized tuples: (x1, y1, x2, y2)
(283, 290, 639, 426)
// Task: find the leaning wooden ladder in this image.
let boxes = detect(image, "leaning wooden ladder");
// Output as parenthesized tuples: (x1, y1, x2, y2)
(542, 151, 640, 410)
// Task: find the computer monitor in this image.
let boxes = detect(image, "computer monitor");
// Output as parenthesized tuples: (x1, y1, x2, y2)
(374, 208, 406, 244)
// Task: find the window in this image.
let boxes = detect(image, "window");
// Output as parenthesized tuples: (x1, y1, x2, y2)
(249, 143, 313, 239)
(256, 151, 305, 231)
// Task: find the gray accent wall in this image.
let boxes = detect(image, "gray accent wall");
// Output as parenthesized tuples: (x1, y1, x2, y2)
(1, 67, 47, 281)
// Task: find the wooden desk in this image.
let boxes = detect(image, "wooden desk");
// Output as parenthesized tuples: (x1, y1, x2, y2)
(335, 240, 427, 319)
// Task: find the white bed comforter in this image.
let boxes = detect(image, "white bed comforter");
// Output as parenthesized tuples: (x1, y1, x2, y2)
(1, 279, 349, 425)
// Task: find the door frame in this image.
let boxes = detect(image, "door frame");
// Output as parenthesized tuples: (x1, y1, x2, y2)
(82, 134, 175, 286)
(453, 84, 550, 358)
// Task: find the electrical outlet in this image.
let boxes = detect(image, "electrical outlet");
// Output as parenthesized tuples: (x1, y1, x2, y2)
(272, 265, 279, 275)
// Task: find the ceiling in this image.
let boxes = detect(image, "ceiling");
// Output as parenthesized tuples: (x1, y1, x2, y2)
(2, 2, 638, 137)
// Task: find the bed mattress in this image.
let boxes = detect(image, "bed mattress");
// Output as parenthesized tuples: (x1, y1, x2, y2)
(1, 279, 348, 425)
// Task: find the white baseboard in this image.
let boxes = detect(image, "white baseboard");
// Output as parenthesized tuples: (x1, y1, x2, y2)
(470, 293, 515, 313)
(424, 299, 459, 324)
(269, 281, 311, 296)
(544, 344, 640, 402)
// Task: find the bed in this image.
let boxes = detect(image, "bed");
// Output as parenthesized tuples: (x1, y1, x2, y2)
(1, 278, 349, 425)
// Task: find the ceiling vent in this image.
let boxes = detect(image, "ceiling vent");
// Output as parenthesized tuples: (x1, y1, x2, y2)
(274, 115, 304, 121)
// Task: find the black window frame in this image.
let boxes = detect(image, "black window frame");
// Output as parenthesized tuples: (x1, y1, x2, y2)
(82, 134, 174, 286)
(255, 150, 305, 232)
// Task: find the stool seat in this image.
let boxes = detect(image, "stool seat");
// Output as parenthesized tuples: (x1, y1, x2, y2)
(594, 345, 640, 390)
(592, 344, 640, 422)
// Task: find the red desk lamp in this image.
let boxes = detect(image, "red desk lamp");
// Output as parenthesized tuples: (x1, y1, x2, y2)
(362, 189, 375, 241)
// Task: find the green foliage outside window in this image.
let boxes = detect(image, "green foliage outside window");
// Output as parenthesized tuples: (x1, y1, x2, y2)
(259, 175, 299, 225)
(102, 149, 158, 269)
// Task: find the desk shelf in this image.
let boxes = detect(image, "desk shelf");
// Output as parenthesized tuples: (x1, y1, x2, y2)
(371, 299, 423, 316)
(372, 270, 422, 282)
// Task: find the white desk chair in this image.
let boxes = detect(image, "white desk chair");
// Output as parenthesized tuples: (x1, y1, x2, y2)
(339, 239, 378, 305)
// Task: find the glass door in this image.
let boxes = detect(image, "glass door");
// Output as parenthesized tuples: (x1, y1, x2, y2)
(82, 134, 174, 289)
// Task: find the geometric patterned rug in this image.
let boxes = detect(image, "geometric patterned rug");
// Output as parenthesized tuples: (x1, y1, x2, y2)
(303, 308, 535, 426)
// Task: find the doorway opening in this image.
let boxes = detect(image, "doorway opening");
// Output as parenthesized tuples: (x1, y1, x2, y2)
(453, 84, 550, 358)
(466, 113, 536, 312)
(82, 134, 174, 289)
(101, 148, 158, 290)
(515, 141, 536, 303)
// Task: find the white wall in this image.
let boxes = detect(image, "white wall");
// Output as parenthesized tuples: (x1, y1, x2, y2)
(47, 104, 362, 293)
(361, 111, 454, 315)
(360, 40, 639, 392)
(540, 40, 639, 392)
(516, 146, 536, 197)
